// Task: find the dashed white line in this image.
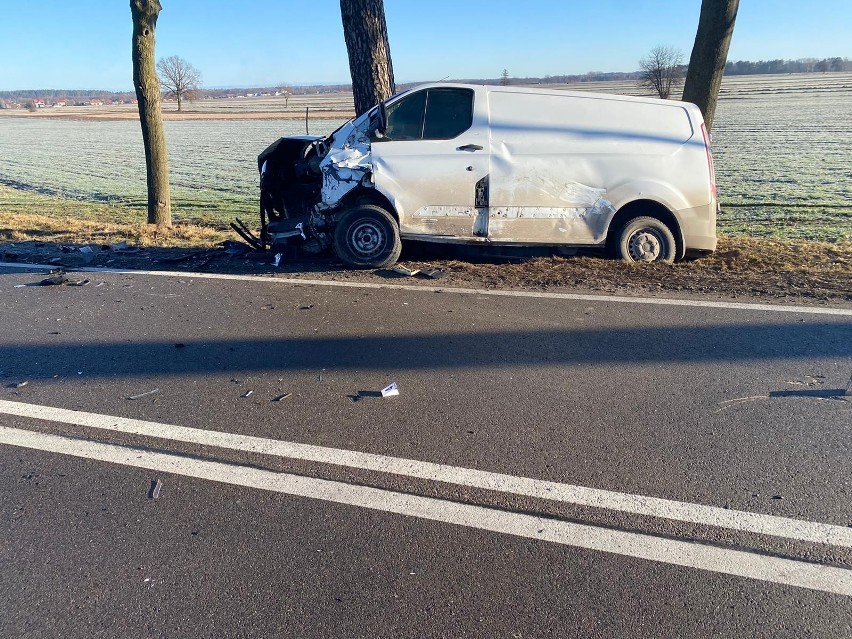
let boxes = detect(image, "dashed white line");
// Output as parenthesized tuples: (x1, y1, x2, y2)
(1, 425, 850, 596)
(2, 261, 850, 316)
(1, 399, 850, 548)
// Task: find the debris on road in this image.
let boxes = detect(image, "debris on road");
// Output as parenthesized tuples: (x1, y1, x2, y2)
(7, 381, 29, 389)
(39, 271, 70, 286)
(845, 375, 852, 397)
(272, 393, 292, 402)
(148, 479, 162, 499)
(381, 382, 400, 398)
(420, 268, 446, 280)
(241, 390, 254, 398)
(273, 253, 283, 267)
(128, 388, 160, 400)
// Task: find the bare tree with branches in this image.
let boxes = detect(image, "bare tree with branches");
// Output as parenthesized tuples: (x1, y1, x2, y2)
(682, 0, 740, 132)
(339, 0, 395, 116)
(130, 0, 171, 226)
(277, 83, 293, 107)
(639, 46, 684, 99)
(157, 55, 201, 112)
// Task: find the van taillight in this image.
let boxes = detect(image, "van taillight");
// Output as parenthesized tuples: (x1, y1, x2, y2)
(701, 123, 717, 199)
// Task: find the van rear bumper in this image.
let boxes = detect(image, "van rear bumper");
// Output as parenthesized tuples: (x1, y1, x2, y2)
(678, 203, 717, 252)
(683, 233, 717, 252)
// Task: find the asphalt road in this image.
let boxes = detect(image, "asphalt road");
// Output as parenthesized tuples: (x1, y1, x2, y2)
(1, 264, 851, 638)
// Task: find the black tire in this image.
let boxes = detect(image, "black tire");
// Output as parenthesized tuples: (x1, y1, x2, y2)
(617, 216, 676, 263)
(333, 204, 402, 269)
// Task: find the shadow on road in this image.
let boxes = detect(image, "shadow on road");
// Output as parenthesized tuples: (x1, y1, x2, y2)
(3, 322, 850, 382)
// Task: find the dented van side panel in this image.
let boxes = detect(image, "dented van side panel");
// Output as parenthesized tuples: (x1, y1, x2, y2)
(484, 89, 701, 244)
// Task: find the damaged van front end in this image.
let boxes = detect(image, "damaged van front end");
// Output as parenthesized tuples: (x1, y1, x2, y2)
(257, 108, 394, 263)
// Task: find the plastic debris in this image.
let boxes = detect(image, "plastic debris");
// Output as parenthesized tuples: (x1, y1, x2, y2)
(128, 388, 160, 400)
(13, 284, 27, 288)
(420, 268, 446, 280)
(391, 266, 420, 277)
(381, 382, 400, 398)
(272, 393, 292, 402)
(39, 272, 70, 286)
(273, 253, 282, 267)
(148, 479, 162, 499)
(8, 381, 29, 389)
(241, 390, 254, 398)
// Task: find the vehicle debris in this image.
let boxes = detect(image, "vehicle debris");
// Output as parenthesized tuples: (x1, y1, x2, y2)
(381, 382, 400, 398)
(230, 218, 263, 250)
(128, 388, 160, 400)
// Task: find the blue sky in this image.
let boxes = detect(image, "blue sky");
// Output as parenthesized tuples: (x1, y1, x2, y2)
(1, 1, 850, 91)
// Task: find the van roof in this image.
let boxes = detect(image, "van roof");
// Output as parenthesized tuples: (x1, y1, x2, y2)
(400, 82, 701, 113)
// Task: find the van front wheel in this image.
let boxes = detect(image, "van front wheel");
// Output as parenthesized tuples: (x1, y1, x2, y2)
(333, 205, 402, 269)
(617, 217, 676, 263)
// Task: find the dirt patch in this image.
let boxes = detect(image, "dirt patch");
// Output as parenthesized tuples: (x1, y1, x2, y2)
(1, 215, 849, 306)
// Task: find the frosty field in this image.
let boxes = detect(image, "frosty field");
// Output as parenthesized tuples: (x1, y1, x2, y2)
(1, 73, 850, 241)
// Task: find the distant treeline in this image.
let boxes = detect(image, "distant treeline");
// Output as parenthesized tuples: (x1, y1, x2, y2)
(2, 57, 849, 104)
(724, 57, 851, 74)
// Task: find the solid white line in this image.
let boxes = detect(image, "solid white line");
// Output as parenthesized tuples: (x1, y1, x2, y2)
(2, 261, 850, 316)
(1, 425, 849, 596)
(1, 399, 850, 548)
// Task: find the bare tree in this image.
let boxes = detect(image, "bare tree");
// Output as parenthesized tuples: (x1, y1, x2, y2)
(500, 69, 510, 86)
(682, 0, 740, 132)
(278, 83, 293, 107)
(339, 0, 395, 116)
(157, 55, 201, 112)
(639, 46, 683, 99)
(130, 0, 171, 226)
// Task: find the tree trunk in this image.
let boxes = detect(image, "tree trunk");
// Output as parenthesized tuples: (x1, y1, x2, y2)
(130, 0, 171, 226)
(682, 0, 740, 132)
(339, 0, 395, 117)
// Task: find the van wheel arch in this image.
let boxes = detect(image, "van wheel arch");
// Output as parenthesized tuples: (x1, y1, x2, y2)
(606, 200, 684, 261)
(336, 188, 399, 225)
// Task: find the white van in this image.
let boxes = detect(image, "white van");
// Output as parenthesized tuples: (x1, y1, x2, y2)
(257, 83, 718, 267)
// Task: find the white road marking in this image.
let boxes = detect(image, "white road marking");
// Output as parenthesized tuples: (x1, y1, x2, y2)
(1, 399, 850, 548)
(2, 261, 850, 316)
(1, 425, 849, 596)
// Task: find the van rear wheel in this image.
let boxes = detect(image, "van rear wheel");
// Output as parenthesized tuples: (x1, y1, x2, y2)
(333, 204, 402, 269)
(617, 216, 676, 263)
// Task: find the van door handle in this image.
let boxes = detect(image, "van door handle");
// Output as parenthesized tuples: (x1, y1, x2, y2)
(457, 144, 483, 152)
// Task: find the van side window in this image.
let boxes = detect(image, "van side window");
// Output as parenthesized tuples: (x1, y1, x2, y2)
(378, 88, 474, 142)
(423, 89, 474, 140)
(382, 91, 426, 141)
